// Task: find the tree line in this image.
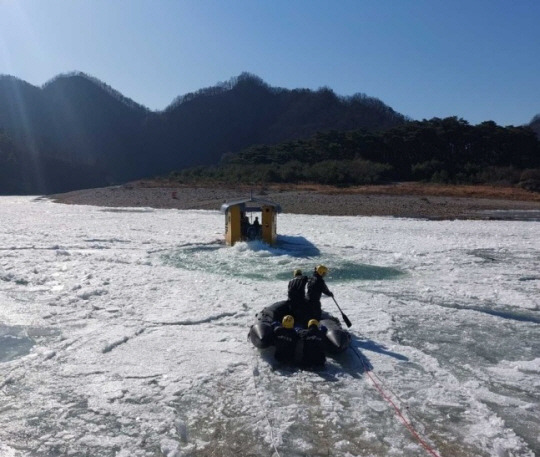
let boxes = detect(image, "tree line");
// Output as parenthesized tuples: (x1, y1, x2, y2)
(170, 117, 540, 191)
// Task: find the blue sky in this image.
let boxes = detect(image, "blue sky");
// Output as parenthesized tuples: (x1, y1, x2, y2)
(0, 0, 538, 126)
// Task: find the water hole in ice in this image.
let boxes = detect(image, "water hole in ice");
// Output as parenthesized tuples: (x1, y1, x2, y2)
(161, 237, 404, 282)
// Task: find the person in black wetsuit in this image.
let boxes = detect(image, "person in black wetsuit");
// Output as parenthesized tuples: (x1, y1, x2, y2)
(298, 319, 327, 367)
(252, 216, 261, 238)
(273, 315, 299, 363)
(287, 269, 309, 324)
(306, 264, 333, 321)
(241, 213, 249, 239)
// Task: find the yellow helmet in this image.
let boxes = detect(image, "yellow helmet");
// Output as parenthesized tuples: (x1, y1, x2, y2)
(307, 319, 319, 329)
(282, 315, 295, 329)
(315, 265, 328, 276)
(293, 269, 302, 277)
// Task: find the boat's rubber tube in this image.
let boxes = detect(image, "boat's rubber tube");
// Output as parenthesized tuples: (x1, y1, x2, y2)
(321, 316, 351, 354)
(248, 321, 274, 348)
(248, 300, 287, 348)
(248, 300, 350, 353)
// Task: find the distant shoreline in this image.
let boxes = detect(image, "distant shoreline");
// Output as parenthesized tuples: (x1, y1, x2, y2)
(49, 180, 540, 221)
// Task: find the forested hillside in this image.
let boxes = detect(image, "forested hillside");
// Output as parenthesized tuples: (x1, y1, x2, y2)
(0, 74, 149, 193)
(0, 72, 406, 194)
(172, 117, 540, 191)
(1, 71, 538, 195)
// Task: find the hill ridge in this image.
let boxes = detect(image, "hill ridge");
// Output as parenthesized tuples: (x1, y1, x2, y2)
(0, 72, 407, 194)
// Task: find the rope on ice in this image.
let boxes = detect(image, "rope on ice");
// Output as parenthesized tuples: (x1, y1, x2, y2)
(350, 345, 443, 457)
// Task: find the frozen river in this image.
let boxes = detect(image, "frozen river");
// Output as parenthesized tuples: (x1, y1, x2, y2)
(1, 196, 539, 457)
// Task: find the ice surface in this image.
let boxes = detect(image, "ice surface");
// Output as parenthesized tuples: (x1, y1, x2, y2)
(0, 196, 538, 456)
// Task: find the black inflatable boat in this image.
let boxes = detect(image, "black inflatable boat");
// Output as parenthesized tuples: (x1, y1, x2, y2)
(248, 300, 351, 354)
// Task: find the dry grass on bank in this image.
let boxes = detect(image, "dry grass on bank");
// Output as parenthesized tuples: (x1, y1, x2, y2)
(135, 179, 540, 202)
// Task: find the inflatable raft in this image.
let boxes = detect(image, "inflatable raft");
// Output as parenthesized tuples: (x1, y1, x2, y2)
(248, 300, 351, 354)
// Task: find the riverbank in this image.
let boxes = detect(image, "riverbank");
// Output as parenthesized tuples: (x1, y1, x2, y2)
(49, 181, 540, 220)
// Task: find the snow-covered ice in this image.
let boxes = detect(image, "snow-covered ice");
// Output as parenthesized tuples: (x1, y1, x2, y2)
(1, 196, 538, 457)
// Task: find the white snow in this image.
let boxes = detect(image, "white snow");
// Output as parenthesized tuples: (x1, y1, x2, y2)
(0, 196, 538, 457)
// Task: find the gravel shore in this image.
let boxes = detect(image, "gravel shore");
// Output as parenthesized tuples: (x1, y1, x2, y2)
(48, 182, 540, 220)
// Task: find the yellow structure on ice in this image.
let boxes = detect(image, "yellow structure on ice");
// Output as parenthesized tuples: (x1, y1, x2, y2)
(220, 197, 282, 246)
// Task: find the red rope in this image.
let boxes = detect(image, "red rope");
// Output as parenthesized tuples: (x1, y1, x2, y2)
(352, 347, 442, 457)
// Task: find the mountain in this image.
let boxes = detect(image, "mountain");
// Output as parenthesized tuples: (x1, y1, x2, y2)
(0, 72, 407, 194)
(0, 73, 150, 193)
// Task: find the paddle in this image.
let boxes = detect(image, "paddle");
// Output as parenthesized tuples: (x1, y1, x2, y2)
(332, 296, 352, 328)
